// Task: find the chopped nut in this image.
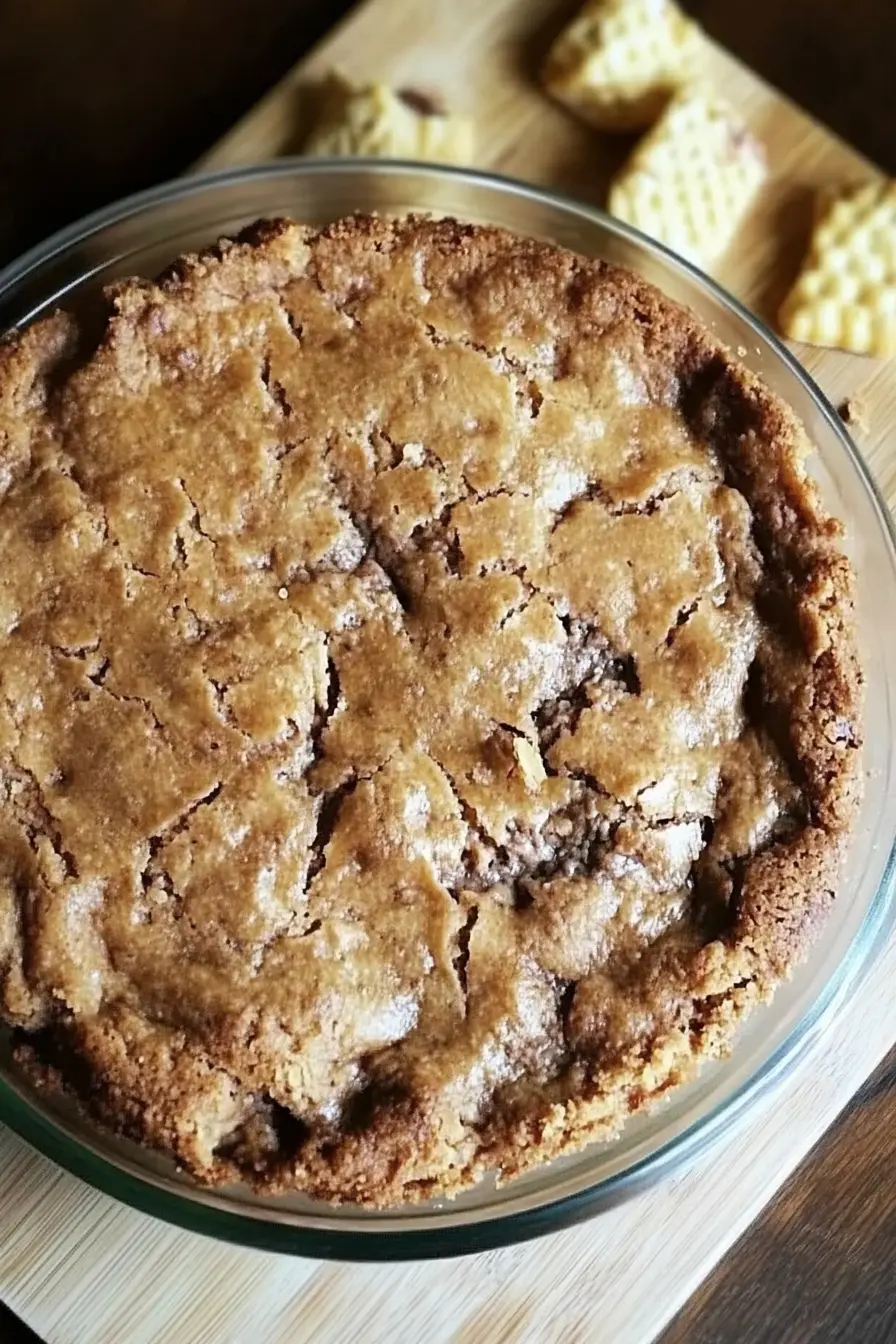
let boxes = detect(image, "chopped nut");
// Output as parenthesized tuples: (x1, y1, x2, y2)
(513, 735, 547, 790)
(402, 441, 426, 466)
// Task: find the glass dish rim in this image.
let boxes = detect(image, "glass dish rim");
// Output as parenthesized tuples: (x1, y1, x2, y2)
(0, 157, 894, 1261)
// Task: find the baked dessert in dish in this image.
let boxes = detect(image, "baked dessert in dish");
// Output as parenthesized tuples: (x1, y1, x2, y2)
(0, 215, 862, 1206)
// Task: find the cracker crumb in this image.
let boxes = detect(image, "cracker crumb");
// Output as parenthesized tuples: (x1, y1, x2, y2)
(837, 396, 869, 434)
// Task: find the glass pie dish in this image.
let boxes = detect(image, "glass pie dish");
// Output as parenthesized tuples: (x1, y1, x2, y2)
(0, 160, 895, 1260)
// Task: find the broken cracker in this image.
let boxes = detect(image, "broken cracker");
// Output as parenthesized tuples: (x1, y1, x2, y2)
(608, 89, 767, 268)
(304, 73, 474, 165)
(779, 181, 896, 356)
(542, 0, 704, 131)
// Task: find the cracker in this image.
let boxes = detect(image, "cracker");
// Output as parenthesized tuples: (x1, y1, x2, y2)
(779, 181, 896, 356)
(304, 73, 474, 164)
(608, 90, 767, 267)
(542, 0, 704, 131)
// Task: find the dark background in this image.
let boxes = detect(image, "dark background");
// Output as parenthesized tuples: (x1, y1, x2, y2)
(1, 2, 895, 1341)
(0, 0, 894, 266)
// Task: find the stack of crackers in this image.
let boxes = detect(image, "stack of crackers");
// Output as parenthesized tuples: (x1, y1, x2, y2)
(544, 0, 766, 270)
(541, 0, 895, 358)
(299, 0, 894, 359)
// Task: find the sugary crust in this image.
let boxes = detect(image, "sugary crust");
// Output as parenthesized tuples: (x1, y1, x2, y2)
(0, 216, 861, 1205)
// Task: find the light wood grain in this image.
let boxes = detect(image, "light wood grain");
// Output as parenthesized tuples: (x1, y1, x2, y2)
(2, 1, 895, 1341)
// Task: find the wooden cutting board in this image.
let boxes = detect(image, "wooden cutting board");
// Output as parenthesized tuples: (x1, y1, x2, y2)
(2, 2, 895, 1341)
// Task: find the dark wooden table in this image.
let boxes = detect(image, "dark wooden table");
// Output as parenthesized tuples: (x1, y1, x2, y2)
(0, 3, 894, 1341)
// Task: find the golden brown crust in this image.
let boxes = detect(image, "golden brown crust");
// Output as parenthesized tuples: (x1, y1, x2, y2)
(0, 215, 861, 1206)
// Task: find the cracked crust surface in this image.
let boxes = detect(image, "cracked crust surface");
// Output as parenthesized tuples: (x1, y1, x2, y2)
(0, 215, 862, 1205)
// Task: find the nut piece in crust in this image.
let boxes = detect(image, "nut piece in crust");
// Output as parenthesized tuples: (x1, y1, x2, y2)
(304, 72, 474, 164)
(485, 726, 547, 791)
(779, 181, 896, 356)
(542, 0, 704, 131)
(608, 89, 767, 268)
(513, 735, 548, 791)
